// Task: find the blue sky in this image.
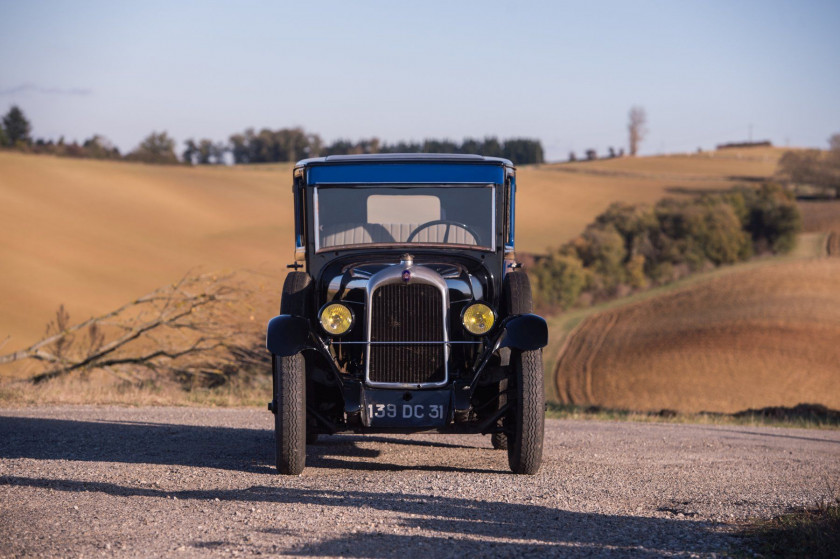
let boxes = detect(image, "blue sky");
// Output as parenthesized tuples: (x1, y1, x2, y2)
(1, 0, 838, 161)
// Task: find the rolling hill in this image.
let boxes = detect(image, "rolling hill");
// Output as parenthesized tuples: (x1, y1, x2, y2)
(0, 153, 293, 352)
(4, 146, 838, 413)
(516, 146, 784, 251)
(0, 147, 785, 357)
(554, 257, 840, 413)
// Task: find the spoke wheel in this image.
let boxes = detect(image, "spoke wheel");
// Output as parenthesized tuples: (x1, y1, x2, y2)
(274, 353, 306, 475)
(506, 349, 544, 475)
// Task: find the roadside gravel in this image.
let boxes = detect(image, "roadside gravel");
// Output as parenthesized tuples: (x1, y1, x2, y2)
(1, 406, 838, 558)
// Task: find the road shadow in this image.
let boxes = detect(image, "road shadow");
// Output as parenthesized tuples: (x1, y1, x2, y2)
(0, 476, 731, 557)
(0, 415, 496, 474)
(698, 426, 840, 445)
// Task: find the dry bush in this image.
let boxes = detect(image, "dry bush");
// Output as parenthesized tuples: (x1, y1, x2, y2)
(776, 147, 840, 198)
(0, 272, 269, 392)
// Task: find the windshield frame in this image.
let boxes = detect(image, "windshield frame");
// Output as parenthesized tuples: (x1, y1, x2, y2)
(313, 183, 497, 253)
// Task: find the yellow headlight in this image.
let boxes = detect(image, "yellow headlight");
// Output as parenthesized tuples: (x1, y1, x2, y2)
(462, 303, 495, 335)
(319, 303, 353, 336)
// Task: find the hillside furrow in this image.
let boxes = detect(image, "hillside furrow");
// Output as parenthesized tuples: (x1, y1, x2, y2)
(554, 312, 618, 405)
(552, 258, 840, 413)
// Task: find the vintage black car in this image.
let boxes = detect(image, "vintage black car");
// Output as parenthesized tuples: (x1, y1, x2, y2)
(266, 154, 548, 475)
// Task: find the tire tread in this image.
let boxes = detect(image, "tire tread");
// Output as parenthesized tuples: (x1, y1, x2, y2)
(275, 353, 306, 475)
(503, 271, 533, 317)
(507, 349, 544, 474)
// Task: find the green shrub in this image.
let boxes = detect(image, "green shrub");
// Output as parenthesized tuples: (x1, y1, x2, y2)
(595, 203, 658, 254)
(689, 198, 752, 264)
(740, 183, 801, 254)
(529, 182, 802, 311)
(577, 225, 627, 290)
(624, 254, 648, 288)
(531, 253, 589, 309)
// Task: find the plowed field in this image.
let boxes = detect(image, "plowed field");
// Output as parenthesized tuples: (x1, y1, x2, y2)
(554, 258, 840, 413)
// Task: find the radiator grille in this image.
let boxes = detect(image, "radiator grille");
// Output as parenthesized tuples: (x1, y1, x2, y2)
(368, 283, 445, 385)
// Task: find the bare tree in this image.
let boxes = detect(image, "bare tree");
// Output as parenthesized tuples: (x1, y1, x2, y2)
(628, 106, 647, 157)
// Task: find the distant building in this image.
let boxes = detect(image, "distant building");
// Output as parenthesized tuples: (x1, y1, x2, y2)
(716, 140, 773, 150)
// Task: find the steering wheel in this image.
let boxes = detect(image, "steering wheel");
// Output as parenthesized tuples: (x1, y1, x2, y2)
(405, 220, 481, 245)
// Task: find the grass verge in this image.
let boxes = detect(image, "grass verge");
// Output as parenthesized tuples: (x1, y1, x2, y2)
(0, 370, 272, 408)
(736, 504, 840, 558)
(546, 403, 840, 430)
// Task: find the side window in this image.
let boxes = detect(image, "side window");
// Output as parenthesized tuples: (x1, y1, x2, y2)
(506, 177, 516, 249)
(293, 176, 306, 261)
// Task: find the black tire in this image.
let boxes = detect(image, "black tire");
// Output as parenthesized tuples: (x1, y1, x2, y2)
(507, 349, 545, 475)
(491, 378, 509, 450)
(495, 273, 531, 451)
(502, 271, 532, 317)
(280, 272, 312, 317)
(274, 353, 306, 475)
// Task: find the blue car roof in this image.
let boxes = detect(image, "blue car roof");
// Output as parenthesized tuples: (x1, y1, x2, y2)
(295, 153, 514, 185)
(296, 153, 513, 167)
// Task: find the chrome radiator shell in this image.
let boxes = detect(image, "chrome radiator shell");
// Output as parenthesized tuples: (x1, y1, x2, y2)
(364, 256, 450, 389)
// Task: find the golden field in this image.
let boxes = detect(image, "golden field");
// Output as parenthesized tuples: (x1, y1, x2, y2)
(8, 146, 836, 415)
(0, 147, 784, 353)
(0, 153, 292, 352)
(554, 258, 840, 413)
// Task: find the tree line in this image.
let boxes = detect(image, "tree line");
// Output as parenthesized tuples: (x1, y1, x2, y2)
(1, 105, 123, 160)
(219, 127, 545, 165)
(529, 183, 802, 310)
(0, 105, 545, 166)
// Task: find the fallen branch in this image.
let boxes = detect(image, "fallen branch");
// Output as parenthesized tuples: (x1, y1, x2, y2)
(0, 272, 267, 387)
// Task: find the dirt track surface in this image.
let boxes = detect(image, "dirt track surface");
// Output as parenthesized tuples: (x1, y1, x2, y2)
(1, 407, 838, 558)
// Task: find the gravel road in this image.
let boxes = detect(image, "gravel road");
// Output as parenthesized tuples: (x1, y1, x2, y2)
(1, 406, 838, 558)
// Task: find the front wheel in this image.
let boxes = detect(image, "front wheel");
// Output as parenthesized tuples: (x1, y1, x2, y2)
(274, 353, 306, 475)
(506, 349, 545, 475)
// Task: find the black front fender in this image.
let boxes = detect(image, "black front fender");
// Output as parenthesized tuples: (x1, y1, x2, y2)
(266, 315, 311, 357)
(499, 314, 548, 351)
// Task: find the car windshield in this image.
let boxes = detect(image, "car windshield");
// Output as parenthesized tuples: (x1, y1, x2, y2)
(316, 185, 495, 251)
